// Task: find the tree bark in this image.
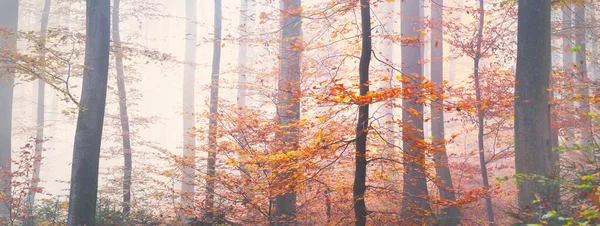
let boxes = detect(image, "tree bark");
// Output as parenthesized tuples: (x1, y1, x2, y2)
(515, 0, 552, 223)
(472, 0, 495, 225)
(273, 0, 302, 225)
(0, 0, 18, 219)
(400, 0, 432, 224)
(112, 0, 133, 216)
(181, 0, 197, 214)
(430, 0, 460, 225)
(205, 0, 222, 222)
(353, 2, 370, 226)
(66, 0, 111, 225)
(562, 5, 575, 147)
(574, 3, 591, 144)
(379, 0, 394, 155)
(26, 0, 51, 223)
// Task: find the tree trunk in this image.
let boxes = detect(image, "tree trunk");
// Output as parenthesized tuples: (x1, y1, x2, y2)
(205, 0, 222, 222)
(26, 0, 51, 223)
(472, 0, 495, 225)
(353, 2, 370, 226)
(400, 0, 432, 224)
(238, 0, 249, 108)
(66, 0, 111, 225)
(515, 0, 552, 223)
(0, 0, 18, 219)
(273, 0, 301, 225)
(181, 0, 197, 214)
(562, 5, 575, 146)
(379, 0, 394, 155)
(574, 3, 591, 144)
(112, 0, 133, 216)
(430, 0, 460, 225)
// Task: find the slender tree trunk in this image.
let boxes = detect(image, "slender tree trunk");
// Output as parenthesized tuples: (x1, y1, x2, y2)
(181, 0, 197, 214)
(562, 5, 575, 147)
(400, 0, 432, 224)
(205, 0, 222, 222)
(472, 0, 495, 225)
(112, 0, 133, 216)
(379, 0, 394, 155)
(515, 0, 552, 223)
(575, 3, 591, 144)
(273, 0, 302, 225)
(430, 0, 460, 225)
(237, 0, 250, 109)
(26, 0, 51, 223)
(353, 2, 370, 226)
(0, 0, 18, 219)
(66, 0, 111, 224)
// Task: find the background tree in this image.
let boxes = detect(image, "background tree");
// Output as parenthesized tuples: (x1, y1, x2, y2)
(26, 0, 52, 224)
(430, 0, 460, 224)
(205, 0, 222, 222)
(273, 0, 302, 225)
(181, 0, 197, 214)
(0, 0, 19, 219)
(401, 0, 433, 224)
(112, 0, 133, 216)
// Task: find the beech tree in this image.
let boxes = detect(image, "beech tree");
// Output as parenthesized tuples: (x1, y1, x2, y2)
(353, 1, 370, 226)
(181, 0, 197, 214)
(66, 0, 110, 224)
(400, 0, 432, 223)
(112, 0, 133, 216)
(514, 0, 553, 223)
(206, 0, 222, 222)
(273, 0, 302, 225)
(0, 0, 18, 219)
(430, 0, 460, 224)
(26, 0, 52, 223)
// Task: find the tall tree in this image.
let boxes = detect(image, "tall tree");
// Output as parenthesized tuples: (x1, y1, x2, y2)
(574, 3, 591, 144)
(472, 0, 495, 224)
(0, 0, 18, 219)
(181, 0, 197, 213)
(66, 0, 110, 224)
(562, 4, 574, 146)
(274, 0, 302, 224)
(238, 0, 251, 108)
(27, 0, 52, 221)
(379, 0, 394, 155)
(112, 0, 133, 216)
(354, 1, 370, 225)
(514, 0, 552, 223)
(400, 0, 432, 223)
(206, 0, 222, 222)
(430, 0, 460, 224)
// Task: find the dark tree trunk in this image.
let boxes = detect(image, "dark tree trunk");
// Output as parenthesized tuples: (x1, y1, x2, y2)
(472, 0, 495, 224)
(515, 0, 552, 223)
(112, 0, 132, 216)
(206, 0, 222, 221)
(26, 0, 51, 223)
(430, 0, 460, 225)
(181, 0, 197, 214)
(400, 0, 432, 224)
(66, 0, 111, 225)
(0, 0, 18, 219)
(353, 2, 370, 226)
